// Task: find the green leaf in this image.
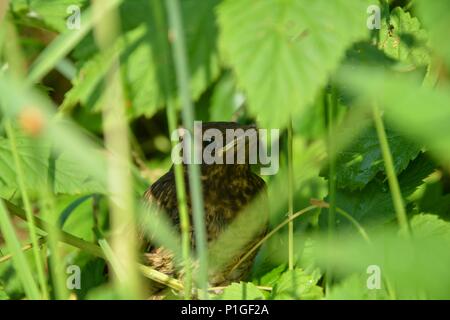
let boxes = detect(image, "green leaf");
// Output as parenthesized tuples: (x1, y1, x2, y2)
(271, 268, 323, 300)
(254, 264, 287, 287)
(210, 73, 241, 122)
(66, 0, 220, 119)
(324, 154, 435, 231)
(218, 0, 371, 128)
(69, 252, 107, 299)
(379, 7, 429, 67)
(10, 0, 87, 32)
(213, 282, 266, 300)
(335, 124, 420, 190)
(416, 0, 450, 66)
(0, 131, 105, 195)
(410, 213, 450, 243)
(0, 284, 9, 300)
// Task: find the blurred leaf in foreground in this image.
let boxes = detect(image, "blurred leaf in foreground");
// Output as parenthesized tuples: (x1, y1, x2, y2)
(0, 131, 105, 195)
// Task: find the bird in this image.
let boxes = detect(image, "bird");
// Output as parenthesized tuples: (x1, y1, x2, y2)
(140, 122, 268, 291)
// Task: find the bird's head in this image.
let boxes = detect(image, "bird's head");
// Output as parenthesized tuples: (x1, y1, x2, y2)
(174, 121, 260, 179)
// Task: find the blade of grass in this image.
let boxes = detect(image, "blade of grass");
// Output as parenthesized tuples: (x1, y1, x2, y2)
(98, 238, 126, 282)
(39, 188, 69, 300)
(152, 0, 192, 299)
(4, 121, 48, 299)
(229, 205, 319, 274)
(0, 200, 41, 299)
(166, 0, 209, 299)
(287, 118, 295, 270)
(0, 237, 46, 264)
(325, 88, 337, 292)
(92, 0, 143, 299)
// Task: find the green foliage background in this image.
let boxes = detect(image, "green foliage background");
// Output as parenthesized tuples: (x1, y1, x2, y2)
(0, 0, 449, 300)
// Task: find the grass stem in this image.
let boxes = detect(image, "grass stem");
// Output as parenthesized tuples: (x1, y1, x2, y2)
(287, 118, 295, 270)
(166, 0, 209, 299)
(4, 122, 48, 299)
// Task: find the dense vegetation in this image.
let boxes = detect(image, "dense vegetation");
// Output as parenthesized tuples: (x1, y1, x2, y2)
(0, 0, 449, 300)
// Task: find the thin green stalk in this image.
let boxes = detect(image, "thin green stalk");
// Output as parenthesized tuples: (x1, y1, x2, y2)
(230, 205, 319, 274)
(167, 103, 192, 299)
(152, 0, 192, 299)
(4, 122, 48, 299)
(92, 0, 142, 299)
(326, 89, 337, 292)
(0, 238, 46, 264)
(372, 105, 411, 236)
(166, 0, 209, 299)
(98, 239, 126, 282)
(39, 189, 68, 300)
(335, 208, 371, 244)
(0, 200, 41, 299)
(287, 119, 295, 270)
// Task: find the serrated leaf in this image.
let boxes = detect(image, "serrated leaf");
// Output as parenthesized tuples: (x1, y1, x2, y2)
(272, 268, 323, 300)
(410, 214, 450, 243)
(335, 124, 420, 190)
(379, 7, 429, 67)
(214, 282, 265, 300)
(218, 0, 371, 128)
(323, 153, 435, 231)
(0, 132, 105, 195)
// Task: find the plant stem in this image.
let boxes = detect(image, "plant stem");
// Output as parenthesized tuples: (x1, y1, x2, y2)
(229, 205, 319, 274)
(92, 0, 142, 299)
(287, 118, 295, 270)
(152, 0, 192, 299)
(4, 199, 185, 292)
(4, 122, 48, 299)
(0, 200, 41, 299)
(0, 237, 46, 264)
(372, 104, 411, 236)
(39, 188, 68, 300)
(166, 0, 209, 299)
(326, 89, 337, 292)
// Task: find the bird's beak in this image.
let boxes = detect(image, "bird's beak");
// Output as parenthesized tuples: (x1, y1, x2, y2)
(218, 125, 258, 159)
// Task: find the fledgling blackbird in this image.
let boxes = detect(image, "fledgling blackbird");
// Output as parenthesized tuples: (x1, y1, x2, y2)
(141, 122, 268, 288)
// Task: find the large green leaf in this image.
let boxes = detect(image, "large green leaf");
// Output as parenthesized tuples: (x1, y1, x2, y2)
(322, 154, 435, 231)
(218, 0, 371, 128)
(326, 274, 389, 300)
(65, 0, 220, 119)
(335, 124, 420, 190)
(0, 131, 105, 195)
